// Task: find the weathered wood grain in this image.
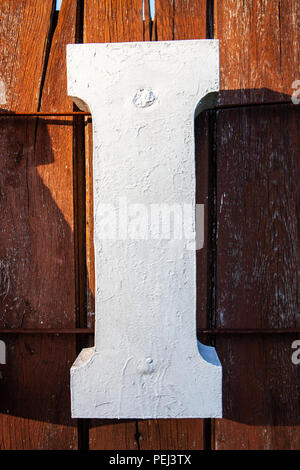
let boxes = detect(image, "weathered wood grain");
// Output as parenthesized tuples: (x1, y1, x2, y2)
(196, 112, 211, 332)
(139, 418, 205, 450)
(0, 0, 78, 449)
(84, 116, 95, 328)
(156, 0, 207, 40)
(0, 334, 77, 450)
(216, 107, 299, 330)
(213, 0, 300, 448)
(0, 1, 52, 112)
(216, 335, 300, 449)
(214, 0, 300, 104)
(84, 0, 144, 43)
(89, 420, 139, 450)
(213, 105, 300, 450)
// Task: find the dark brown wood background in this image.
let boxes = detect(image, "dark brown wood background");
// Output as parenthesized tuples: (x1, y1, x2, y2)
(0, 0, 299, 450)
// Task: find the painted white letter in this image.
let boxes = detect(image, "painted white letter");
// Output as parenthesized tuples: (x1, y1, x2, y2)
(68, 40, 222, 418)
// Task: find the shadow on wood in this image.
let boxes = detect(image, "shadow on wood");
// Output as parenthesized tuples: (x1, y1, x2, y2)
(197, 88, 299, 426)
(0, 114, 78, 427)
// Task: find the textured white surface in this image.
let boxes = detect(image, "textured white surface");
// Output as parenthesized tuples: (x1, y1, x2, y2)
(67, 40, 222, 418)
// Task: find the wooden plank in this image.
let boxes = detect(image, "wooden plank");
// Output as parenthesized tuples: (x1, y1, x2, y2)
(137, 0, 208, 450)
(196, 112, 210, 332)
(156, 0, 207, 40)
(0, 0, 78, 449)
(213, 105, 300, 449)
(0, 334, 77, 450)
(84, 0, 144, 43)
(89, 420, 139, 450)
(213, 0, 300, 450)
(214, 0, 300, 105)
(85, 116, 95, 327)
(139, 418, 205, 450)
(83, 0, 146, 450)
(35, 0, 78, 448)
(216, 107, 299, 330)
(215, 335, 300, 450)
(155, 0, 173, 40)
(36, 0, 77, 329)
(143, 0, 151, 42)
(0, 0, 52, 113)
